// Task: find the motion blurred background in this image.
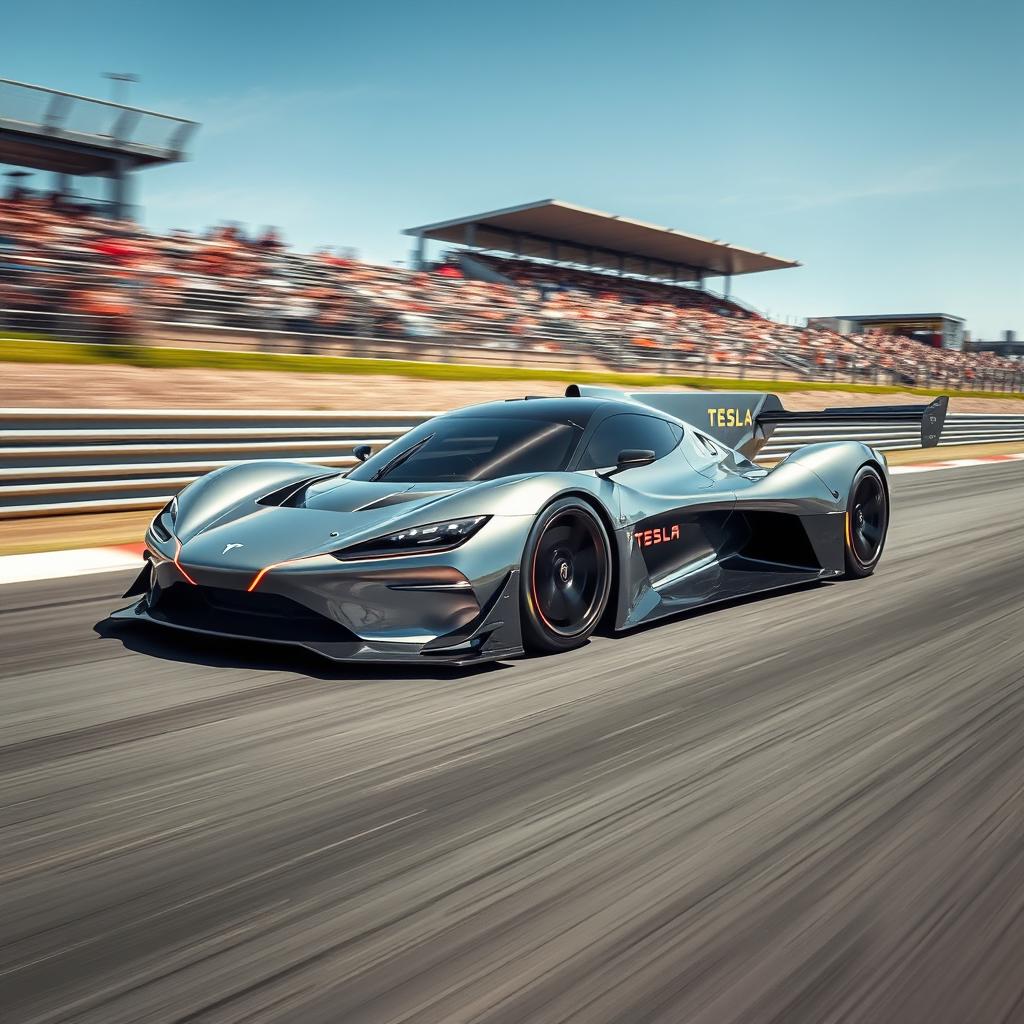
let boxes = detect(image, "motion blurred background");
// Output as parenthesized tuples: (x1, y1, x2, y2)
(1, 0, 1022, 386)
(2, 3, 1024, 1022)
(2, 0, 1022, 540)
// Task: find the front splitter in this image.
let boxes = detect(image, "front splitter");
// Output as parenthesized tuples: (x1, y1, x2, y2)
(107, 569, 524, 667)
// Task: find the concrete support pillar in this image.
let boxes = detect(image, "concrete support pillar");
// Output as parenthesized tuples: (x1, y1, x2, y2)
(108, 159, 132, 220)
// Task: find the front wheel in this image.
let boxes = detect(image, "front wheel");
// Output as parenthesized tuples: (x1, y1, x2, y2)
(843, 464, 889, 578)
(521, 498, 612, 654)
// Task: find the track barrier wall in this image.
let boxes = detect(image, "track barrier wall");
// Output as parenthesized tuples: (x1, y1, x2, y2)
(2, 408, 1023, 517)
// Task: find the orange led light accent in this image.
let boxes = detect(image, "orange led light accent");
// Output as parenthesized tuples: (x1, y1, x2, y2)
(247, 559, 296, 592)
(247, 565, 276, 592)
(173, 538, 198, 586)
(247, 553, 324, 592)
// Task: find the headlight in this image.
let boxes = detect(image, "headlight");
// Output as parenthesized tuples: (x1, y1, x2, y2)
(332, 515, 489, 561)
(150, 495, 178, 542)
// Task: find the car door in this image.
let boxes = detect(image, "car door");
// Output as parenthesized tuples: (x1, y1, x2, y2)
(576, 414, 737, 614)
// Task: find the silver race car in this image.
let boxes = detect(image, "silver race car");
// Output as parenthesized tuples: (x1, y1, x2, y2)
(112, 386, 947, 665)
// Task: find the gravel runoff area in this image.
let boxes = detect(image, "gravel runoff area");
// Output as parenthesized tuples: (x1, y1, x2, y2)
(3, 361, 1024, 414)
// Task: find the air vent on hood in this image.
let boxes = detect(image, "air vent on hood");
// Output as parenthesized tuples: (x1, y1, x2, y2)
(355, 490, 449, 512)
(258, 473, 338, 508)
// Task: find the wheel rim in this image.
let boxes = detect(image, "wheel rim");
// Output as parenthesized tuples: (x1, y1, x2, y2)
(851, 473, 885, 565)
(531, 509, 608, 638)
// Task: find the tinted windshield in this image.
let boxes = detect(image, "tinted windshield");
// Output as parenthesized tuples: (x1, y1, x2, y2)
(348, 416, 583, 483)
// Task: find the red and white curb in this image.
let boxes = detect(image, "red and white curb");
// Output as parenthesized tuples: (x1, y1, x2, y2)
(1, 452, 1022, 587)
(889, 452, 1024, 475)
(0, 543, 146, 586)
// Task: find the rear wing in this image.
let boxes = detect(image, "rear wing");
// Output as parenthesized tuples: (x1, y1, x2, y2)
(756, 396, 949, 451)
(565, 384, 948, 459)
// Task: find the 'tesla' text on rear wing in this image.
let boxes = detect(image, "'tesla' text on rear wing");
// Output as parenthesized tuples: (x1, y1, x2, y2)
(564, 385, 948, 459)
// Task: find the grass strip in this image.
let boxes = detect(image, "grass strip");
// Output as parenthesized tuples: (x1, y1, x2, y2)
(2, 335, 1020, 402)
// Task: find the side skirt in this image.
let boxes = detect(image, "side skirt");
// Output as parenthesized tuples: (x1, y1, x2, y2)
(614, 507, 845, 630)
(616, 563, 841, 633)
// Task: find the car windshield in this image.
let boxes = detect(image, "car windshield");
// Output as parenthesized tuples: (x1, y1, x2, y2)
(347, 416, 583, 483)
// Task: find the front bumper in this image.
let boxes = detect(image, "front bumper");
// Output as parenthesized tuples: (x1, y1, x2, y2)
(111, 564, 523, 665)
(112, 513, 533, 665)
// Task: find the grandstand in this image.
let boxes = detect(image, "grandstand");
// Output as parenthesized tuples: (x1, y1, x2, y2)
(405, 199, 799, 297)
(0, 78, 197, 219)
(0, 193, 1021, 393)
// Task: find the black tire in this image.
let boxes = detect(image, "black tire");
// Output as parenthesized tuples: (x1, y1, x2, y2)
(843, 464, 889, 578)
(521, 497, 613, 654)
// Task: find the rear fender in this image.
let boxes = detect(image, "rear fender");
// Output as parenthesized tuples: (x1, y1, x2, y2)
(783, 442, 884, 504)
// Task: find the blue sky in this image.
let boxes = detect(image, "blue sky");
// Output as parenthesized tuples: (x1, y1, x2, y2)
(3, 0, 1021, 337)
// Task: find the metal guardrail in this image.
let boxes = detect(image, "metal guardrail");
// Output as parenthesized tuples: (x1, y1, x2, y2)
(758, 413, 1024, 458)
(1, 409, 1023, 518)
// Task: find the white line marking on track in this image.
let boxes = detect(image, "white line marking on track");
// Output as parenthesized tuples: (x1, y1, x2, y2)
(890, 452, 1024, 476)
(0, 545, 144, 586)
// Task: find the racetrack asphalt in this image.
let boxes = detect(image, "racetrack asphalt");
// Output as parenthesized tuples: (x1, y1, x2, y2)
(2, 462, 1023, 1023)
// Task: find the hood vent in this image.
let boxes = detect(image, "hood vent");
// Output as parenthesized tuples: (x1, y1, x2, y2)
(355, 490, 449, 512)
(258, 473, 338, 509)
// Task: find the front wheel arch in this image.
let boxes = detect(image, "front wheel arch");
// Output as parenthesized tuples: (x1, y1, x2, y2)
(548, 489, 622, 628)
(519, 495, 615, 654)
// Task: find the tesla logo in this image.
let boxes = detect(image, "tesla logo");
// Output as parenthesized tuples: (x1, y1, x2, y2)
(707, 408, 753, 428)
(222, 543, 244, 554)
(635, 524, 681, 548)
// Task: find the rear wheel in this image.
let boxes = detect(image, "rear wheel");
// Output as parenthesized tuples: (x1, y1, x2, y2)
(521, 498, 612, 654)
(844, 464, 888, 577)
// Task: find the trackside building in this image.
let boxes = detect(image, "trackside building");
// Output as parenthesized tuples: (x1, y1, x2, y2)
(809, 313, 966, 351)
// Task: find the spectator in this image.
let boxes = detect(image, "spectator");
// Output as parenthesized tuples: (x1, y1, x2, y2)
(0, 194, 1018, 389)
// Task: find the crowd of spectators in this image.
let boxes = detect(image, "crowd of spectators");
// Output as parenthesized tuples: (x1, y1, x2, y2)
(468, 253, 752, 316)
(0, 191, 1020, 390)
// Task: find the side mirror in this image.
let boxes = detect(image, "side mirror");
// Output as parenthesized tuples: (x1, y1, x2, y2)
(353, 444, 372, 463)
(598, 448, 656, 478)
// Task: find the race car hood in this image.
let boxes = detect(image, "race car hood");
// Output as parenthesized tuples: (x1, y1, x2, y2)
(176, 479, 473, 571)
(168, 460, 594, 572)
(300, 477, 464, 514)
(172, 469, 528, 569)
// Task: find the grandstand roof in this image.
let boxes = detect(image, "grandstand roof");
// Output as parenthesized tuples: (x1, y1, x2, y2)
(0, 78, 197, 175)
(405, 199, 800, 281)
(833, 313, 965, 325)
